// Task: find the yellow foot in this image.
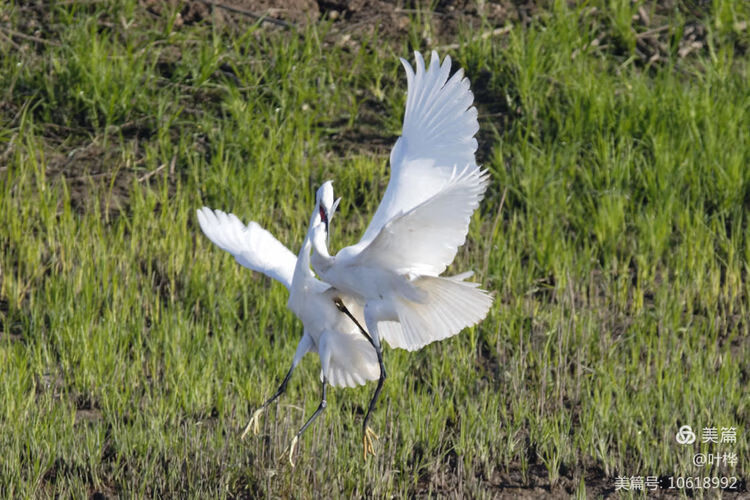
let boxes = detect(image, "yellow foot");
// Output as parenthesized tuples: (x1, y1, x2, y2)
(240, 407, 265, 440)
(286, 435, 299, 468)
(363, 426, 379, 460)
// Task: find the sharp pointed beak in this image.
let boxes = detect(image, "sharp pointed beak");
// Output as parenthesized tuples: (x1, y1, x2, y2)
(325, 215, 330, 247)
(318, 204, 330, 246)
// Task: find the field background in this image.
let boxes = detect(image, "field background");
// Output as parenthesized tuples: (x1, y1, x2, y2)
(1, 0, 749, 497)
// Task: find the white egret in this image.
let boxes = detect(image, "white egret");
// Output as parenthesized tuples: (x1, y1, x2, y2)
(196, 183, 379, 465)
(310, 52, 494, 441)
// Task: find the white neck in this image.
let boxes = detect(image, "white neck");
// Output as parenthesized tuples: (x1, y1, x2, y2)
(292, 235, 313, 284)
(310, 223, 333, 274)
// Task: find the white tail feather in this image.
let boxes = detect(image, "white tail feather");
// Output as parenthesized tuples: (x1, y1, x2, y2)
(385, 275, 493, 351)
(319, 330, 380, 388)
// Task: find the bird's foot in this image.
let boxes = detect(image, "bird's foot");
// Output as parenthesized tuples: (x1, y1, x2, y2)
(240, 407, 265, 440)
(363, 426, 379, 460)
(285, 435, 299, 468)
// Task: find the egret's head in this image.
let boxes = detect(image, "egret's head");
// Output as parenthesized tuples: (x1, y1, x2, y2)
(313, 180, 341, 243)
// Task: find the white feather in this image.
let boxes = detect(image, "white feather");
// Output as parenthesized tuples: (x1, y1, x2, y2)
(355, 166, 490, 275)
(387, 275, 493, 351)
(310, 51, 492, 355)
(197, 206, 379, 389)
(196, 207, 296, 291)
(319, 329, 380, 388)
(352, 50, 481, 252)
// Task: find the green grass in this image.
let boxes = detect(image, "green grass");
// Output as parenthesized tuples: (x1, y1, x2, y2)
(1, 1, 749, 497)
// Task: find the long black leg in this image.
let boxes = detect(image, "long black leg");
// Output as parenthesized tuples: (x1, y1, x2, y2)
(241, 364, 295, 439)
(334, 298, 375, 345)
(362, 346, 386, 432)
(260, 365, 295, 409)
(287, 378, 327, 466)
(296, 378, 328, 437)
(333, 298, 387, 458)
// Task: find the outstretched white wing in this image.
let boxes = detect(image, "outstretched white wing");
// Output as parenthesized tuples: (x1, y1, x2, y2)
(196, 207, 297, 290)
(354, 51, 480, 251)
(354, 166, 489, 275)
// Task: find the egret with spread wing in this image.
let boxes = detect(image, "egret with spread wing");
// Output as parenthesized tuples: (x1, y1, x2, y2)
(196, 184, 378, 466)
(310, 51, 494, 447)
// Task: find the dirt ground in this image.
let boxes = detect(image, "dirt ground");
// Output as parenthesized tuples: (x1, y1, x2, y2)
(143, 0, 718, 64)
(142, 0, 537, 39)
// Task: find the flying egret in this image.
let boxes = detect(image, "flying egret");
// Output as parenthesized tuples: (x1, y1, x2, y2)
(310, 51, 494, 441)
(196, 184, 379, 465)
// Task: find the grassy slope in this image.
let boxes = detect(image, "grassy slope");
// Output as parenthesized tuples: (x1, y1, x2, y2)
(1, 1, 748, 497)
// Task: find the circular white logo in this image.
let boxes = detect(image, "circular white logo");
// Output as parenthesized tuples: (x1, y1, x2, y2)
(676, 425, 696, 445)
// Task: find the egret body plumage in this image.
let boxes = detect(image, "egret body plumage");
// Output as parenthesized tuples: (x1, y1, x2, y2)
(196, 184, 378, 465)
